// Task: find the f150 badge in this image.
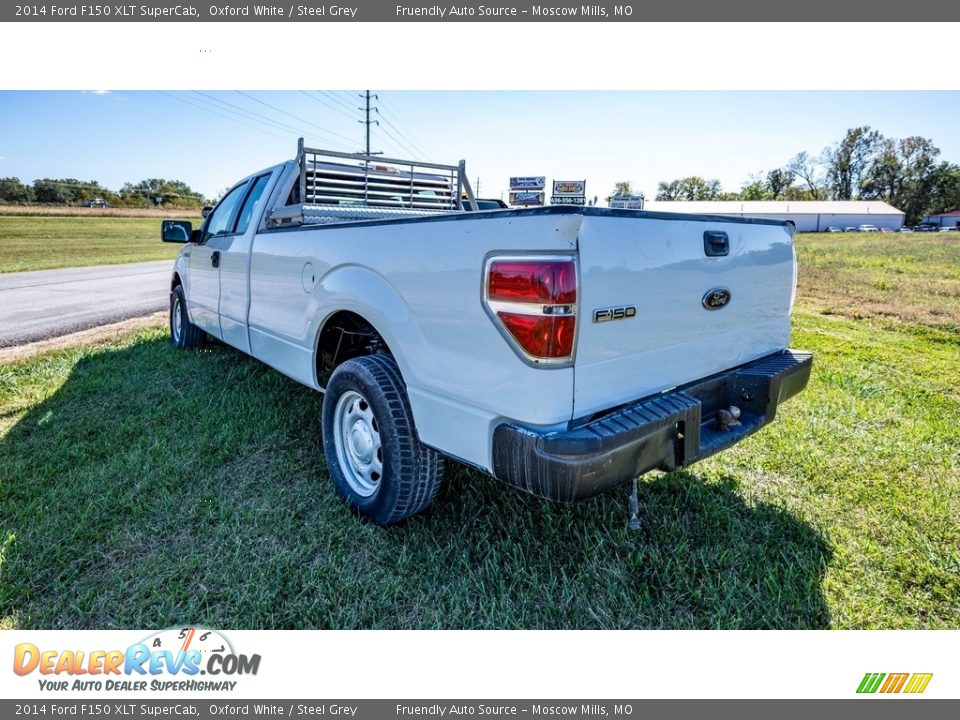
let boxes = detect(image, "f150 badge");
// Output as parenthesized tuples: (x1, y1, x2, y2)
(593, 306, 637, 323)
(702, 288, 732, 310)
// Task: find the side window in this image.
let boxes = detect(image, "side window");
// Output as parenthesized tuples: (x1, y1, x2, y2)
(235, 174, 271, 235)
(205, 182, 248, 238)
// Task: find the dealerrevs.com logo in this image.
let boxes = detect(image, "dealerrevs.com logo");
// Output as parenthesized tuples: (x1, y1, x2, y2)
(857, 673, 933, 694)
(13, 627, 260, 692)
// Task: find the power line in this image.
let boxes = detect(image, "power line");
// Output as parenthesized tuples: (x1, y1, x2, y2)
(374, 118, 420, 160)
(317, 90, 359, 115)
(233, 91, 358, 147)
(377, 94, 435, 161)
(299, 90, 360, 122)
(337, 90, 362, 108)
(168, 91, 295, 140)
(191, 91, 354, 153)
(192, 91, 326, 142)
(374, 108, 426, 160)
(157, 91, 293, 143)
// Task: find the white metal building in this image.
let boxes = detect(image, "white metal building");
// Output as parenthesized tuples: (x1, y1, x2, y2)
(643, 200, 905, 232)
(921, 210, 960, 229)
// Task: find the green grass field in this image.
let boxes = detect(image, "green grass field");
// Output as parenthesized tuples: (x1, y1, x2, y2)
(0, 233, 957, 629)
(0, 216, 193, 273)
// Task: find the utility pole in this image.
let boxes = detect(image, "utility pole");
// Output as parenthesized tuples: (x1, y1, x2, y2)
(359, 90, 381, 157)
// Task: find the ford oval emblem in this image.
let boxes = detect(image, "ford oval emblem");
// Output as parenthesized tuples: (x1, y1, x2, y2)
(702, 288, 732, 310)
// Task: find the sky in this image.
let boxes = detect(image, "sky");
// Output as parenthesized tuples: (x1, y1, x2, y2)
(1, 90, 959, 202)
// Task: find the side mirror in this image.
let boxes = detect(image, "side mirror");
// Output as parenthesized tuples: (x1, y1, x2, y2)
(162, 220, 192, 243)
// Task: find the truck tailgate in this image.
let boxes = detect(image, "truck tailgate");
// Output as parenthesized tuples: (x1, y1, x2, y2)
(574, 212, 795, 418)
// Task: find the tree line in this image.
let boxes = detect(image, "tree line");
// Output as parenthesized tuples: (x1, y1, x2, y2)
(0, 177, 208, 209)
(651, 126, 960, 224)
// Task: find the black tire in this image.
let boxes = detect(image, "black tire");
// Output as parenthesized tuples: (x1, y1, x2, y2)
(322, 354, 444, 525)
(170, 284, 205, 349)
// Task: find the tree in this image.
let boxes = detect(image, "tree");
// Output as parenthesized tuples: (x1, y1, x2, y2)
(824, 126, 882, 200)
(738, 176, 770, 200)
(655, 176, 723, 201)
(787, 152, 826, 200)
(861, 136, 941, 224)
(32, 178, 109, 204)
(924, 162, 960, 217)
(860, 138, 901, 201)
(606, 181, 637, 201)
(0, 177, 34, 203)
(120, 178, 203, 208)
(765, 168, 796, 200)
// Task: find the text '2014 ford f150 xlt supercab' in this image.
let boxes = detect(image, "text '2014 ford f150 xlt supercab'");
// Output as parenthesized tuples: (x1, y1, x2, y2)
(161, 141, 812, 525)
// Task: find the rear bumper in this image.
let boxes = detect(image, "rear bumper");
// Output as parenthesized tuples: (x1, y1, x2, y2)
(491, 349, 812, 502)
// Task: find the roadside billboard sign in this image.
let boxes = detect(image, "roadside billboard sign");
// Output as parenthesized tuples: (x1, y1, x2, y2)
(609, 194, 645, 210)
(552, 180, 586, 197)
(509, 176, 546, 191)
(509, 191, 546, 206)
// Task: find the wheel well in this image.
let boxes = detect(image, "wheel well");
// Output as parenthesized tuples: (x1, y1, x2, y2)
(316, 311, 392, 387)
(171, 273, 182, 291)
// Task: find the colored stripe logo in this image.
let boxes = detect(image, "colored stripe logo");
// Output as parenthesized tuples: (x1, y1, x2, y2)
(857, 673, 933, 694)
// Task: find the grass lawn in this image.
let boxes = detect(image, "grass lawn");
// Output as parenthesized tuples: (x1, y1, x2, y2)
(0, 233, 957, 629)
(0, 216, 195, 273)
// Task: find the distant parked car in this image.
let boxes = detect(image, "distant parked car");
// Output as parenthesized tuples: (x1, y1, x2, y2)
(858, 224, 880, 232)
(899, 227, 914, 233)
(939, 226, 958, 232)
(82, 198, 107, 208)
(844, 226, 859, 232)
(201, 205, 214, 219)
(880, 228, 893, 233)
(914, 223, 939, 232)
(824, 226, 843, 233)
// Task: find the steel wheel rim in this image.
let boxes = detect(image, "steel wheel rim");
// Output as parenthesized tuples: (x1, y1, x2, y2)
(172, 296, 182, 342)
(333, 389, 383, 497)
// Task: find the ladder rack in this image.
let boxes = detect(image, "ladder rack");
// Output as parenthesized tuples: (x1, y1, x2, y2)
(269, 139, 478, 227)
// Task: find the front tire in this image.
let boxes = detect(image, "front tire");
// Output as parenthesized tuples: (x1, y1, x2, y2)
(170, 284, 205, 349)
(322, 354, 444, 525)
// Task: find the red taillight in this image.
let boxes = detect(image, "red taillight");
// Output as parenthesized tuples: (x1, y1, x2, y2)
(485, 257, 578, 363)
(488, 261, 577, 305)
(496, 313, 576, 359)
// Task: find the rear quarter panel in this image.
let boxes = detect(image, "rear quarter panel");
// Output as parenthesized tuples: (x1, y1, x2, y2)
(248, 210, 582, 470)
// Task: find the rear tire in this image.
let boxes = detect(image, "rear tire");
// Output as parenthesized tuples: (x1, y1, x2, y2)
(170, 284, 205, 349)
(322, 354, 444, 525)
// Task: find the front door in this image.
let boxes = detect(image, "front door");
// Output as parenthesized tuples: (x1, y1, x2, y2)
(186, 181, 249, 338)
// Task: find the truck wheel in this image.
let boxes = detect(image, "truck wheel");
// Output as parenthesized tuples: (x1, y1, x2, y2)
(170, 285, 205, 349)
(322, 354, 444, 525)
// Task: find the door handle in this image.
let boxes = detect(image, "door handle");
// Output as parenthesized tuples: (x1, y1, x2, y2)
(703, 231, 729, 257)
(211, 251, 221, 268)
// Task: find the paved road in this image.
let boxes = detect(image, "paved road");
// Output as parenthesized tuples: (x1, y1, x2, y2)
(0, 261, 171, 347)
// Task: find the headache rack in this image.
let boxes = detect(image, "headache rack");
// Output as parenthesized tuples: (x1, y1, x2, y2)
(268, 139, 478, 228)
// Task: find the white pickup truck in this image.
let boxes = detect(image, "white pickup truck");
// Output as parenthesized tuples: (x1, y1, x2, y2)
(162, 142, 811, 525)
